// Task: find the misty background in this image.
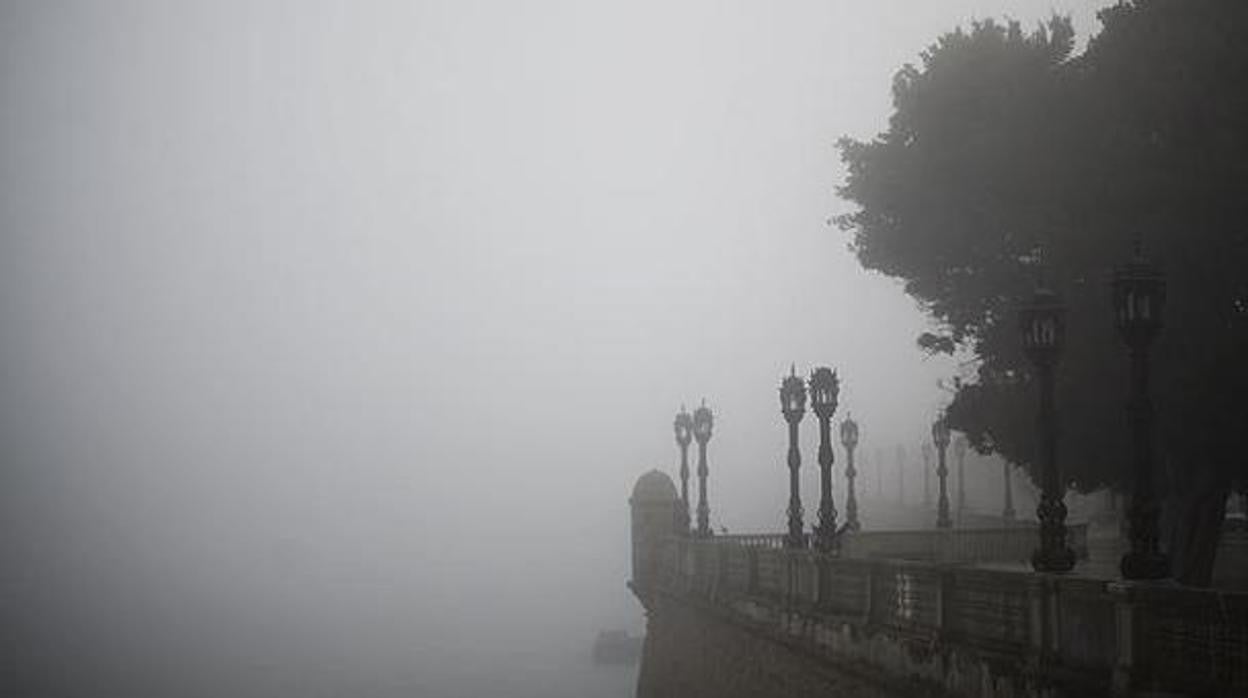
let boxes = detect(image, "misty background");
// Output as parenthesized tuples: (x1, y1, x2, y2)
(2, 2, 1100, 696)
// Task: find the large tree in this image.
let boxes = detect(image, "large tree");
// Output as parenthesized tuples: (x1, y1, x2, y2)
(837, 0, 1248, 585)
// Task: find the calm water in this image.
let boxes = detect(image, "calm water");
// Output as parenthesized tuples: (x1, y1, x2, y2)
(160, 646, 639, 698)
(282, 644, 639, 698)
(401, 648, 638, 698)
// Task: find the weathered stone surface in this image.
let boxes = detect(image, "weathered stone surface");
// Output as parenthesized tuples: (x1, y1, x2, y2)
(629, 476, 1248, 697)
(638, 592, 927, 698)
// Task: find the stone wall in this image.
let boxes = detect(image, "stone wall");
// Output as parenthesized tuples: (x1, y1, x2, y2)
(628, 472, 1247, 697)
(633, 536, 1248, 697)
(637, 592, 925, 698)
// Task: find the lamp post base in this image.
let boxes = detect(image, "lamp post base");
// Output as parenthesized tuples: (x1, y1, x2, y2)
(812, 526, 835, 553)
(1120, 551, 1170, 580)
(1032, 546, 1076, 573)
(844, 496, 860, 532)
(786, 506, 805, 549)
(814, 500, 838, 552)
(1033, 496, 1075, 573)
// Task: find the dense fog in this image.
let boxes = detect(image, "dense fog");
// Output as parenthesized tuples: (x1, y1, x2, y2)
(1, 2, 1100, 696)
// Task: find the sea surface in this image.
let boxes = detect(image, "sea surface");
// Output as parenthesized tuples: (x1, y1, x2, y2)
(332, 642, 640, 698)
(403, 649, 639, 698)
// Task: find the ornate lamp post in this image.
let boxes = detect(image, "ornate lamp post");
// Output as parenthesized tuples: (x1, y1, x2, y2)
(922, 442, 933, 507)
(810, 367, 840, 550)
(875, 448, 884, 500)
(1020, 287, 1076, 572)
(954, 436, 968, 524)
(692, 400, 714, 538)
(895, 445, 906, 505)
(1113, 250, 1169, 580)
(673, 406, 694, 535)
(1002, 461, 1016, 522)
(840, 414, 860, 531)
(779, 366, 808, 549)
(932, 416, 952, 529)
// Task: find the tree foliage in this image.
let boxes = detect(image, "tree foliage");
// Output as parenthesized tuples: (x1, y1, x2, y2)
(837, 1, 1248, 583)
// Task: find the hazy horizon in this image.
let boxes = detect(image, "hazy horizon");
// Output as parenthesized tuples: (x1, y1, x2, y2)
(2, 2, 1103, 695)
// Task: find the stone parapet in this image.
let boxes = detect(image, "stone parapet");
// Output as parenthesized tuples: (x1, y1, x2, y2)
(634, 535, 1248, 697)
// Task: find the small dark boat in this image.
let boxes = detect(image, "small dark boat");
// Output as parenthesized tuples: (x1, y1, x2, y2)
(592, 629, 642, 664)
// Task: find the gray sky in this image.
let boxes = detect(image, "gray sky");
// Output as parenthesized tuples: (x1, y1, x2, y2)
(2, 1, 1102, 695)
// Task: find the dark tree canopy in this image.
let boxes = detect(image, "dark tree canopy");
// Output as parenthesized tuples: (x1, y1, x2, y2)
(837, 1, 1248, 583)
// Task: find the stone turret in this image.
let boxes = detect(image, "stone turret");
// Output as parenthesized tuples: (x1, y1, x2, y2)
(630, 469, 678, 594)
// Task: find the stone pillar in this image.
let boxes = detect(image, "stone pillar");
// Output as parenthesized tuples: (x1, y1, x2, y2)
(630, 469, 679, 595)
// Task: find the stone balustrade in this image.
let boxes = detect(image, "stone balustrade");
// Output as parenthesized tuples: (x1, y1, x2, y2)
(716, 525, 1089, 564)
(715, 533, 788, 549)
(842, 524, 1090, 564)
(648, 535, 1248, 696)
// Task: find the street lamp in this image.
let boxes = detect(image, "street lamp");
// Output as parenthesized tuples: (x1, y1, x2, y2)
(875, 448, 884, 501)
(692, 400, 714, 538)
(779, 366, 808, 549)
(922, 442, 933, 507)
(1002, 461, 1016, 522)
(954, 436, 968, 524)
(809, 367, 840, 551)
(1113, 249, 1169, 580)
(932, 416, 952, 529)
(895, 445, 906, 505)
(673, 406, 694, 535)
(1020, 287, 1075, 572)
(839, 414, 860, 531)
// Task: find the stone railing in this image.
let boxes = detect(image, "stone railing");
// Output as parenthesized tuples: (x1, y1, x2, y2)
(842, 524, 1090, 564)
(716, 533, 788, 549)
(652, 535, 1248, 696)
(715, 525, 1089, 564)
